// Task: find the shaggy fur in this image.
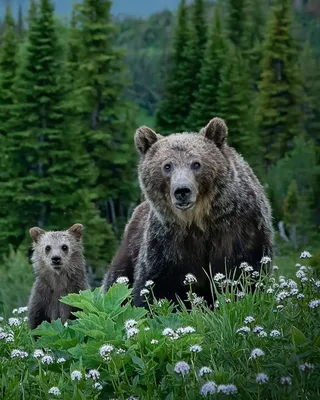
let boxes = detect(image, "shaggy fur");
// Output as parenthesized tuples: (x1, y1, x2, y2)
(27, 224, 90, 330)
(103, 118, 274, 307)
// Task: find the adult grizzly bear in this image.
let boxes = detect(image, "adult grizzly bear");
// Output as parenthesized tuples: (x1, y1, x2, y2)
(103, 118, 273, 307)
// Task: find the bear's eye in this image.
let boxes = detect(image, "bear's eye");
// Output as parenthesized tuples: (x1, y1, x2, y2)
(163, 163, 172, 172)
(61, 245, 68, 252)
(191, 162, 201, 170)
(45, 245, 51, 253)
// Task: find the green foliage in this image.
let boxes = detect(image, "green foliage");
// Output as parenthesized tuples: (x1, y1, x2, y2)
(0, 255, 320, 398)
(155, 0, 193, 132)
(0, 248, 33, 317)
(188, 5, 227, 130)
(226, 0, 247, 46)
(256, 0, 304, 167)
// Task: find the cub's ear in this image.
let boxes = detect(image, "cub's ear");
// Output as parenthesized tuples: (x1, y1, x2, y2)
(134, 126, 161, 155)
(200, 117, 228, 148)
(68, 223, 84, 240)
(29, 227, 46, 243)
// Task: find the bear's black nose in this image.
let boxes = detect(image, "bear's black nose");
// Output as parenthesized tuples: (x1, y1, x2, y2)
(174, 187, 192, 202)
(51, 256, 61, 265)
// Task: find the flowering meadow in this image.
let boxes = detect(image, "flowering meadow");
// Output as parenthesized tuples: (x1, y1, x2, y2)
(0, 252, 319, 400)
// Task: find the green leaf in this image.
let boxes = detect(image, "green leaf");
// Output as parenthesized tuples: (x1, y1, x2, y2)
(132, 355, 145, 370)
(291, 326, 306, 348)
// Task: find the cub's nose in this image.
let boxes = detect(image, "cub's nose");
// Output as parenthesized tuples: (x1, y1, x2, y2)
(51, 256, 61, 265)
(174, 187, 192, 202)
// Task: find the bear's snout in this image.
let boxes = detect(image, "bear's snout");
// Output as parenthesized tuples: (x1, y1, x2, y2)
(170, 170, 197, 211)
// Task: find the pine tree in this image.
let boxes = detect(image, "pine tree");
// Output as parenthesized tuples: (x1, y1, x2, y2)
(178, 0, 207, 117)
(0, 6, 20, 256)
(256, 0, 303, 168)
(17, 4, 24, 37)
(216, 45, 253, 158)
(70, 0, 138, 233)
(241, 0, 267, 87)
(188, 6, 227, 130)
(155, 0, 193, 132)
(226, 0, 246, 46)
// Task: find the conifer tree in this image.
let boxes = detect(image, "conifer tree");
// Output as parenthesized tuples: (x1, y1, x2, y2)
(70, 0, 138, 232)
(256, 0, 303, 168)
(216, 45, 253, 158)
(155, 0, 192, 132)
(0, 6, 20, 256)
(226, 0, 246, 46)
(188, 6, 227, 130)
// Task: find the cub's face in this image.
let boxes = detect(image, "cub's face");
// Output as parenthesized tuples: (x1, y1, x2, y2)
(134, 118, 229, 222)
(29, 224, 83, 273)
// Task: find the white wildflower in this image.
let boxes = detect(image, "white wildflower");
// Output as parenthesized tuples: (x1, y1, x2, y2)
(253, 326, 264, 333)
(190, 344, 202, 353)
(299, 363, 314, 372)
(116, 276, 129, 284)
(99, 344, 114, 359)
(258, 330, 268, 338)
(145, 280, 154, 287)
(23, 316, 28, 322)
(297, 293, 305, 299)
(174, 361, 190, 376)
(117, 348, 125, 354)
(13, 307, 28, 314)
(280, 376, 292, 385)
(71, 370, 82, 381)
(276, 291, 290, 302)
(176, 326, 196, 335)
(244, 316, 255, 324)
(213, 273, 225, 282)
(240, 262, 249, 269)
(236, 291, 245, 299)
(183, 273, 197, 285)
(125, 319, 137, 329)
(314, 280, 320, 288)
(277, 305, 284, 310)
(8, 318, 21, 327)
(0, 331, 7, 340)
(272, 265, 279, 271)
(127, 327, 139, 338)
(249, 348, 265, 359)
(252, 271, 260, 278)
(85, 369, 100, 380)
(64, 322, 68, 327)
(236, 326, 251, 336)
(140, 288, 149, 296)
(144, 327, 150, 331)
(244, 265, 254, 272)
(200, 381, 217, 396)
(301, 277, 308, 283)
(199, 367, 213, 377)
(300, 251, 312, 259)
(256, 373, 269, 384)
(266, 288, 274, 294)
(214, 300, 219, 308)
(48, 387, 61, 396)
(162, 328, 175, 336)
(57, 357, 66, 364)
(296, 270, 305, 279)
(270, 329, 281, 338)
(309, 299, 320, 309)
(217, 384, 238, 395)
(33, 349, 44, 359)
(11, 349, 28, 359)
(290, 289, 299, 296)
(0, 317, 3, 322)
(5, 333, 14, 342)
(260, 256, 271, 264)
(225, 297, 231, 303)
(193, 296, 204, 305)
(151, 339, 158, 344)
(41, 355, 54, 365)
(93, 382, 103, 390)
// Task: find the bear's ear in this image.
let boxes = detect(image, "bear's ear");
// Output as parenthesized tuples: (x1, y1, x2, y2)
(134, 126, 160, 155)
(68, 223, 84, 240)
(29, 227, 46, 243)
(200, 117, 228, 147)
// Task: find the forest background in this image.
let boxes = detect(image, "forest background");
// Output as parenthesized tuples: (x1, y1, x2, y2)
(0, 0, 319, 315)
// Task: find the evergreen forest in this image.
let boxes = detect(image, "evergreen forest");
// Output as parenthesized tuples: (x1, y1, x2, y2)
(0, 0, 319, 313)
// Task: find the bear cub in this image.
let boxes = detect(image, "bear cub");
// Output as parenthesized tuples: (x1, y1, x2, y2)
(27, 224, 90, 330)
(103, 117, 274, 307)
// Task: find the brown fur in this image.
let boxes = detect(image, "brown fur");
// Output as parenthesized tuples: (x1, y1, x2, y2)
(27, 224, 90, 330)
(103, 118, 274, 307)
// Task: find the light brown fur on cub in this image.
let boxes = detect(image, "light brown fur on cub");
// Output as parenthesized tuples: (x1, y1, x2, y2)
(27, 224, 89, 330)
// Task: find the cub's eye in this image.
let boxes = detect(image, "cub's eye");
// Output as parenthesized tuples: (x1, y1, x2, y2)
(62, 245, 68, 251)
(45, 245, 51, 252)
(191, 162, 201, 170)
(163, 163, 172, 172)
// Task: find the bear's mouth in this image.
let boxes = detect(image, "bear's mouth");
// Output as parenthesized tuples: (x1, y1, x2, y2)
(174, 202, 195, 211)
